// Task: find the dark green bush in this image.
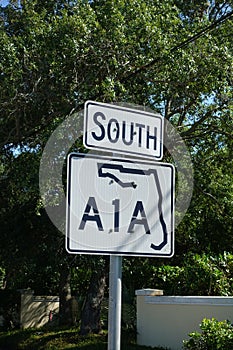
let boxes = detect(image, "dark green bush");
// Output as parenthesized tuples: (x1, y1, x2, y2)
(183, 318, 233, 350)
(153, 252, 233, 296)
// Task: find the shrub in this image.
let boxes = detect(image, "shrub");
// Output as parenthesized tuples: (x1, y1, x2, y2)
(183, 318, 233, 350)
(153, 252, 233, 296)
(0, 267, 5, 289)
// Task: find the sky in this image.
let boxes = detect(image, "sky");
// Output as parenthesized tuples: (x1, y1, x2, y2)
(0, 0, 9, 7)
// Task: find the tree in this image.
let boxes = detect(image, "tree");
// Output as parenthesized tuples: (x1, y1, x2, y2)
(79, 257, 108, 335)
(0, 0, 232, 332)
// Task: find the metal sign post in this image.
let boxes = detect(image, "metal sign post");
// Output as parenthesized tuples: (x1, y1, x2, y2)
(108, 255, 122, 350)
(65, 101, 175, 350)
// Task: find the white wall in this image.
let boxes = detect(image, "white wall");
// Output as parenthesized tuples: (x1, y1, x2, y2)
(136, 289, 233, 350)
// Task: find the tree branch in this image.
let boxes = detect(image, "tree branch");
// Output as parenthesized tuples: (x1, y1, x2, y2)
(181, 109, 216, 138)
(119, 10, 233, 82)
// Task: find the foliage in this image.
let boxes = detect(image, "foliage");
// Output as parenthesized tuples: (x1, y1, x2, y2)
(0, 0, 232, 325)
(0, 266, 5, 289)
(183, 318, 233, 350)
(0, 0, 232, 146)
(0, 290, 21, 330)
(176, 123, 233, 255)
(123, 252, 233, 297)
(154, 252, 233, 296)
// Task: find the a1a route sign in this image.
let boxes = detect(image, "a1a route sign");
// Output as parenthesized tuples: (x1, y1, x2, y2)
(66, 153, 174, 257)
(83, 101, 164, 160)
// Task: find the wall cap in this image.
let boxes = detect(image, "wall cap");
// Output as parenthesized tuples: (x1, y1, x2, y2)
(144, 295, 233, 306)
(135, 289, 164, 296)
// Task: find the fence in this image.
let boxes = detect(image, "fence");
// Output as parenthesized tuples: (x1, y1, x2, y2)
(136, 289, 233, 350)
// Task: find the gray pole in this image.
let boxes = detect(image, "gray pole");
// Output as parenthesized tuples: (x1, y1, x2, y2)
(108, 255, 122, 350)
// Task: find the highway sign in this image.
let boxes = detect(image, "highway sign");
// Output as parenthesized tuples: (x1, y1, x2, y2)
(66, 153, 174, 257)
(83, 101, 164, 160)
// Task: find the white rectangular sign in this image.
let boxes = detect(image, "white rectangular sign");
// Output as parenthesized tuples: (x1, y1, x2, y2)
(83, 101, 164, 160)
(66, 153, 174, 257)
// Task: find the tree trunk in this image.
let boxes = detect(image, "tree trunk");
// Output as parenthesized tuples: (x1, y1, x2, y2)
(59, 264, 73, 326)
(80, 266, 107, 335)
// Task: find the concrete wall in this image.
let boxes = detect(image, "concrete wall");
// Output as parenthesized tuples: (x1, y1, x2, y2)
(20, 290, 59, 329)
(136, 289, 233, 350)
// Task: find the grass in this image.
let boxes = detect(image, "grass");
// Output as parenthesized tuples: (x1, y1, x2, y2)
(0, 327, 168, 349)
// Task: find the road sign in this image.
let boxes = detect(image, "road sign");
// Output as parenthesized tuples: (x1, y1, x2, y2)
(66, 153, 174, 257)
(83, 101, 164, 160)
